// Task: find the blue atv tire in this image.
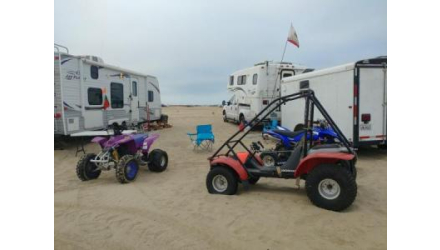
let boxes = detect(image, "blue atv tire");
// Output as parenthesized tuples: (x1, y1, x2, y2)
(115, 155, 139, 184)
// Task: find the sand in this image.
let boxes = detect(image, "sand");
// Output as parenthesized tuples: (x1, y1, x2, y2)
(55, 106, 387, 250)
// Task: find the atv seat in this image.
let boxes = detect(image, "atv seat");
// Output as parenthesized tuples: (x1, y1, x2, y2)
(273, 129, 305, 138)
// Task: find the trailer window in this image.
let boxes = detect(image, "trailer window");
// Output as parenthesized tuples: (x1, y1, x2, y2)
(237, 75, 247, 85)
(91, 65, 99, 79)
(148, 91, 154, 102)
(87, 88, 103, 105)
(253, 74, 258, 85)
(132, 81, 137, 97)
(282, 72, 293, 79)
(111, 82, 124, 108)
(229, 76, 234, 86)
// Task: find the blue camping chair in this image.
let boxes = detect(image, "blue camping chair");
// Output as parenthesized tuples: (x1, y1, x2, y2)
(187, 124, 215, 151)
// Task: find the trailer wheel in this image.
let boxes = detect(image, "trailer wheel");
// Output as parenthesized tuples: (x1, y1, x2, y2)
(115, 155, 139, 184)
(76, 153, 101, 181)
(148, 149, 168, 172)
(206, 167, 238, 195)
(306, 164, 357, 211)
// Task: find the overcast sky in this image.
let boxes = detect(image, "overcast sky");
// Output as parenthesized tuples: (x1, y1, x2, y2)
(55, 0, 386, 105)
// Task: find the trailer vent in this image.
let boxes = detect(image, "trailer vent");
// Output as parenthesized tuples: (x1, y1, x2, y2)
(300, 80, 310, 89)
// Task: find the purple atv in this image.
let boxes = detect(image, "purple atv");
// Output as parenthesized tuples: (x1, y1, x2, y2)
(76, 132, 168, 184)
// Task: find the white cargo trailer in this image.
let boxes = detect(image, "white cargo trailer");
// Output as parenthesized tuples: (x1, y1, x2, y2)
(223, 61, 310, 124)
(54, 44, 163, 136)
(281, 56, 387, 147)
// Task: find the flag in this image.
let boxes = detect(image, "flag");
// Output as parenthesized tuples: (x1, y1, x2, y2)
(102, 88, 110, 110)
(287, 24, 300, 48)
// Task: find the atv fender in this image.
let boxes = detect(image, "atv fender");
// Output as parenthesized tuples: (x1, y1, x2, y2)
(210, 156, 248, 181)
(294, 152, 355, 178)
(91, 137, 108, 148)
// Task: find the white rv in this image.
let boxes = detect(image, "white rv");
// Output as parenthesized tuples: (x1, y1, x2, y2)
(281, 56, 387, 147)
(223, 61, 310, 124)
(54, 44, 162, 136)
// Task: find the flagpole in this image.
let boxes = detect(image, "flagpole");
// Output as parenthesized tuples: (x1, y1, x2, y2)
(280, 40, 288, 63)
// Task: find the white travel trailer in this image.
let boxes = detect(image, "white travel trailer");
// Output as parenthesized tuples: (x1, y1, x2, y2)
(54, 44, 162, 136)
(223, 61, 310, 123)
(281, 56, 387, 147)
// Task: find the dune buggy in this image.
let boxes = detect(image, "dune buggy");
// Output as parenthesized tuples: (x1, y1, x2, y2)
(206, 89, 357, 211)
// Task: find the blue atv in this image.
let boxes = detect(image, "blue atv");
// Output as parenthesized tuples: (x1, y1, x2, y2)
(261, 120, 340, 166)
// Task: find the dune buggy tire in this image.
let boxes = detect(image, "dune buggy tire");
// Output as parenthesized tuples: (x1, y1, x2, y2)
(148, 149, 168, 172)
(248, 176, 260, 185)
(339, 160, 357, 180)
(76, 153, 101, 181)
(206, 167, 238, 195)
(115, 155, 139, 184)
(306, 164, 357, 211)
(223, 111, 227, 122)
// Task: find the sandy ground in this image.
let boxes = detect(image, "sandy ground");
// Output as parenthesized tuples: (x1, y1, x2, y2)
(55, 107, 387, 250)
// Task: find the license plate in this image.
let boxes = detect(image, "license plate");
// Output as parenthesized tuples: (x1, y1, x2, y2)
(360, 124, 371, 131)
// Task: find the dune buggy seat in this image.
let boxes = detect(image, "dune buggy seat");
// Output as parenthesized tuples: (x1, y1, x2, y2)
(187, 124, 215, 151)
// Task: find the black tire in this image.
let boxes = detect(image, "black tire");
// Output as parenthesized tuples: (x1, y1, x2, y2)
(306, 164, 357, 211)
(76, 153, 101, 181)
(339, 160, 357, 180)
(378, 144, 387, 150)
(239, 114, 245, 125)
(148, 149, 168, 172)
(294, 123, 305, 132)
(260, 152, 278, 167)
(206, 167, 238, 195)
(248, 176, 260, 185)
(115, 155, 139, 184)
(223, 111, 227, 122)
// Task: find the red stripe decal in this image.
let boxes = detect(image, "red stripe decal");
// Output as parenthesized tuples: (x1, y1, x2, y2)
(360, 136, 370, 139)
(376, 135, 386, 138)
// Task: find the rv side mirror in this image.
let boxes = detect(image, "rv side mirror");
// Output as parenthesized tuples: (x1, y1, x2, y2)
(222, 100, 226, 106)
(227, 101, 231, 106)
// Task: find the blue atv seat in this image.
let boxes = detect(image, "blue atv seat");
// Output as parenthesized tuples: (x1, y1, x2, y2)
(273, 129, 305, 138)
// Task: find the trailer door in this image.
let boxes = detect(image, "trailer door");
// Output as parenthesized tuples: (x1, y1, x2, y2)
(130, 78, 140, 122)
(358, 66, 387, 143)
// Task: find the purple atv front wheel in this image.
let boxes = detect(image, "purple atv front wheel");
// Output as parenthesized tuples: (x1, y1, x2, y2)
(115, 155, 139, 184)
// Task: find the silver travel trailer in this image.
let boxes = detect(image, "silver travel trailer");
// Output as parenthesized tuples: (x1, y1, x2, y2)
(281, 56, 387, 147)
(54, 44, 162, 136)
(223, 61, 310, 123)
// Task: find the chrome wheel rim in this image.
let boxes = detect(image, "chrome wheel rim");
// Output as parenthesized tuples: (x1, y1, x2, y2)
(212, 175, 228, 192)
(160, 155, 166, 167)
(263, 156, 274, 166)
(318, 178, 341, 200)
